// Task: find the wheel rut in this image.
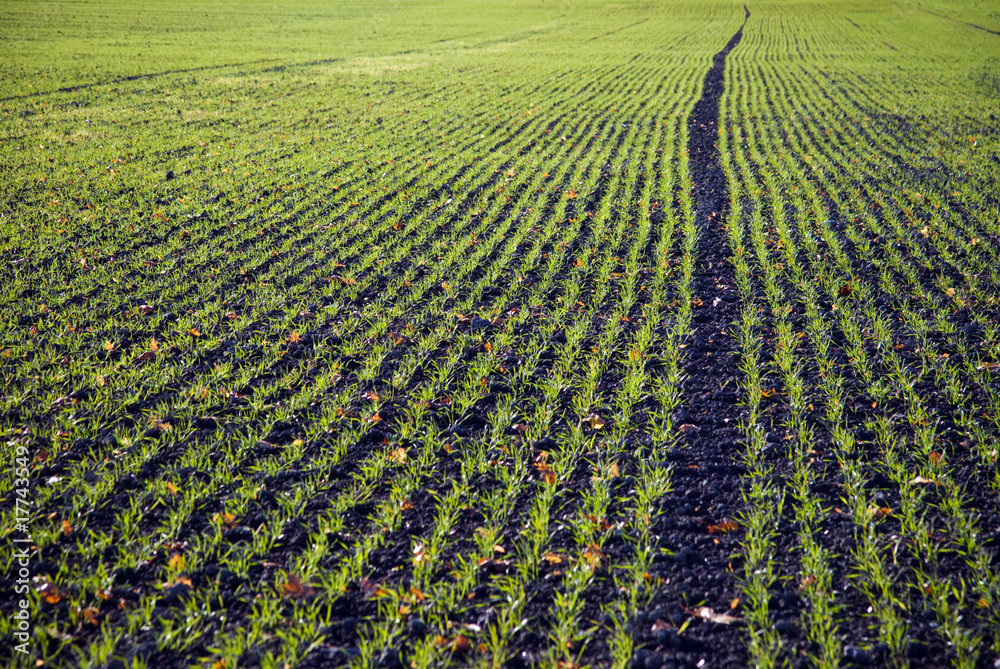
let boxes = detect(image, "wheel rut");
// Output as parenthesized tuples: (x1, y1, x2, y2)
(634, 8, 750, 668)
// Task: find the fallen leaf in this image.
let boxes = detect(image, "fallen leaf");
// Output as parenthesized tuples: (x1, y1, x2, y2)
(212, 512, 237, 528)
(581, 544, 605, 570)
(607, 462, 619, 478)
(929, 452, 942, 465)
(280, 573, 312, 598)
(82, 607, 99, 625)
(707, 520, 738, 534)
(168, 554, 186, 570)
(543, 552, 564, 565)
(39, 582, 61, 605)
(165, 482, 178, 495)
(585, 414, 605, 430)
(135, 350, 156, 363)
(910, 475, 936, 485)
(678, 423, 699, 432)
(60, 520, 73, 535)
(651, 619, 672, 632)
(692, 606, 741, 625)
(872, 506, 892, 521)
(838, 284, 852, 297)
(544, 471, 556, 485)
(389, 447, 407, 463)
(730, 597, 740, 610)
(189, 328, 202, 337)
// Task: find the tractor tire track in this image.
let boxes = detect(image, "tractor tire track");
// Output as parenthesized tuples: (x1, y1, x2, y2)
(631, 8, 750, 669)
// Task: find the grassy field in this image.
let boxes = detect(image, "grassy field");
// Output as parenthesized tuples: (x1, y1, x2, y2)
(1, 1, 999, 667)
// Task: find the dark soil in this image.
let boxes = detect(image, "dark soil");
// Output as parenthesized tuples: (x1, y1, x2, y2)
(621, 9, 752, 669)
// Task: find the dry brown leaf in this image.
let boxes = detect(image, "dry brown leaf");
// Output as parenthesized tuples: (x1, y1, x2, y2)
(60, 520, 73, 536)
(872, 506, 893, 521)
(280, 573, 312, 598)
(388, 447, 407, 463)
(543, 552, 564, 565)
(651, 619, 672, 632)
(189, 328, 202, 337)
(212, 512, 237, 528)
(678, 423, 699, 432)
(707, 520, 738, 534)
(39, 582, 61, 605)
(581, 544, 605, 570)
(910, 475, 936, 485)
(692, 606, 741, 625)
(585, 414, 605, 430)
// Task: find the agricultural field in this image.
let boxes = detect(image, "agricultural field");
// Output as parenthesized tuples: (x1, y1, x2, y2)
(2, 0, 1000, 667)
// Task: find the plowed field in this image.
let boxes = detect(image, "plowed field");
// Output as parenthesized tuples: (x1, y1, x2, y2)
(2, 1, 999, 667)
